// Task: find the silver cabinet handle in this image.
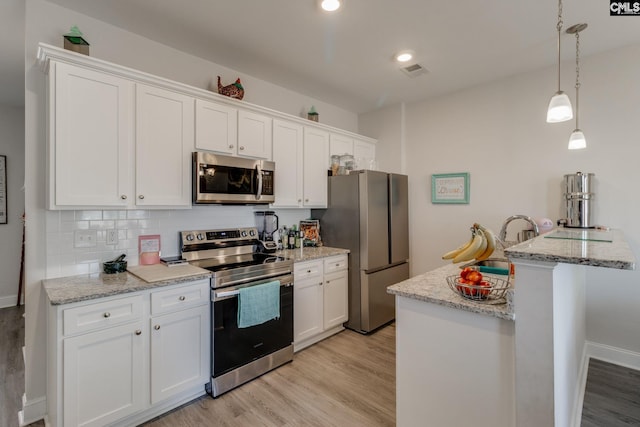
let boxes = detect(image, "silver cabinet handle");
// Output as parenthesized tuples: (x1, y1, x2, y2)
(121, 195, 127, 200)
(305, 199, 309, 202)
(154, 325, 160, 330)
(229, 144, 234, 149)
(179, 296, 186, 301)
(319, 282, 323, 286)
(103, 312, 111, 318)
(239, 146, 245, 151)
(138, 195, 144, 200)
(307, 269, 312, 273)
(298, 199, 302, 203)
(135, 330, 142, 335)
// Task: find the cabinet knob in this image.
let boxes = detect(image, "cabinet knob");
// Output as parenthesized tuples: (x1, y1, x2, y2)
(103, 312, 111, 318)
(305, 199, 309, 202)
(135, 330, 142, 335)
(228, 144, 234, 149)
(154, 325, 161, 330)
(179, 296, 186, 301)
(121, 195, 127, 200)
(307, 269, 311, 273)
(336, 263, 340, 267)
(319, 282, 323, 286)
(298, 199, 302, 203)
(239, 146, 245, 151)
(138, 195, 144, 200)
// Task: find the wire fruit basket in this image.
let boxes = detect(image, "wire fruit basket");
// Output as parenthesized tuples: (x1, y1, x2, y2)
(446, 275, 510, 304)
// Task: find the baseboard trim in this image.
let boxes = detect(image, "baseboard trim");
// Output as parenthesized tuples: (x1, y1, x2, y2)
(585, 341, 640, 371)
(0, 294, 18, 309)
(19, 393, 47, 426)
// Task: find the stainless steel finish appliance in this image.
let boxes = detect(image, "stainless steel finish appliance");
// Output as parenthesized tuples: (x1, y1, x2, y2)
(312, 170, 410, 333)
(193, 152, 275, 204)
(561, 172, 595, 228)
(180, 227, 293, 397)
(254, 211, 279, 253)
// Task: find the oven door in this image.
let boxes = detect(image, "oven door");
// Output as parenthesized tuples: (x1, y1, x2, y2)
(193, 152, 275, 204)
(212, 274, 293, 378)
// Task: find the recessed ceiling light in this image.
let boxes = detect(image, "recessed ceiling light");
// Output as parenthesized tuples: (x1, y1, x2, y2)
(321, 0, 341, 12)
(395, 50, 414, 63)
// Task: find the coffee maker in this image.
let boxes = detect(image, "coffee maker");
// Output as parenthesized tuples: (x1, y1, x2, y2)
(254, 211, 279, 252)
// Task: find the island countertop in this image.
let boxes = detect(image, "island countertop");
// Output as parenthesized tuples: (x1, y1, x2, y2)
(387, 263, 514, 321)
(504, 228, 635, 270)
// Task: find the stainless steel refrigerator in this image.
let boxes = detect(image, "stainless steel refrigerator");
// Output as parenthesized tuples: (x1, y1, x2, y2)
(311, 170, 410, 333)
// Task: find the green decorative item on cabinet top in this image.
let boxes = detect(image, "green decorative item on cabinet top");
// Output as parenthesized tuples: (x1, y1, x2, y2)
(307, 105, 319, 122)
(63, 26, 90, 55)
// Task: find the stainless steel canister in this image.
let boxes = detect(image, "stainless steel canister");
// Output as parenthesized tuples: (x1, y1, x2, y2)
(563, 172, 595, 228)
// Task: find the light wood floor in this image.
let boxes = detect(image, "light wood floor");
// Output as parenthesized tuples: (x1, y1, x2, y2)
(142, 324, 396, 427)
(3, 305, 640, 427)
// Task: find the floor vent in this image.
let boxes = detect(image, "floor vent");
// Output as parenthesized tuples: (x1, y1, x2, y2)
(400, 63, 428, 78)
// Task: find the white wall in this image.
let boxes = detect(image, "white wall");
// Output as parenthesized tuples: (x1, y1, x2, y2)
(23, 0, 359, 422)
(0, 104, 25, 308)
(360, 43, 640, 356)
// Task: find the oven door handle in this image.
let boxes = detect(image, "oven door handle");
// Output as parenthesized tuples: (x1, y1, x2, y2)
(215, 289, 240, 298)
(213, 274, 293, 301)
(219, 271, 293, 288)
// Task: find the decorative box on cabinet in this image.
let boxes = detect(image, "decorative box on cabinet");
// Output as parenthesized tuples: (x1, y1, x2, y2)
(47, 279, 210, 427)
(293, 254, 348, 351)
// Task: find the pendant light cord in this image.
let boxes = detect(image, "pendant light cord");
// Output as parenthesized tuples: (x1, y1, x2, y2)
(556, 0, 564, 92)
(574, 31, 581, 129)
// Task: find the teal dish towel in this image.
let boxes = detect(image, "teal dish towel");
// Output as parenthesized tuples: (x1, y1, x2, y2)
(237, 280, 281, 328)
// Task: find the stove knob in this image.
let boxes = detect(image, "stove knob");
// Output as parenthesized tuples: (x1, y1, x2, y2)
(197, 233, 205, 240)
(241, 230, 247, 237)
(185, 234, 194, 241)
(249, 230, 256, 236)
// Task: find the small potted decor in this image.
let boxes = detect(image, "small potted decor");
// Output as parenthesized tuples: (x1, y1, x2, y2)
(63, 26, 90, 55)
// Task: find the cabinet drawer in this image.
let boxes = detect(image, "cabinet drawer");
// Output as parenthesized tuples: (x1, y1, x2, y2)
(151, 279, 210, 315)
(294, 260, 323, 281)
(63, 295, 143, 336)
(324, 255, 348, 274)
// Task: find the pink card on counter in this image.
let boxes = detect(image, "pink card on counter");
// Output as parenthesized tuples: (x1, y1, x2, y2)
(139, 234, 161, 265)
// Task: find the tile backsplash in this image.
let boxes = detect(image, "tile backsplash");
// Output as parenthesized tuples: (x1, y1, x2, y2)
(45, 206, 310, 279)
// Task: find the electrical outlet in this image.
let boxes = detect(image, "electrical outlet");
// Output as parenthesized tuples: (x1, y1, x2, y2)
(106, 229, 118, 245)
(74, 230, 97, 248)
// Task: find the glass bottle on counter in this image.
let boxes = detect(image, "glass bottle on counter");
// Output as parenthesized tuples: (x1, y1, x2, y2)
(287, 225, 296, 250)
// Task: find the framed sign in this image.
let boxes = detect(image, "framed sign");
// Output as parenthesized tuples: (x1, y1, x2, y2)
(0, 155, 6, 224)
(431, 172, 470, 204)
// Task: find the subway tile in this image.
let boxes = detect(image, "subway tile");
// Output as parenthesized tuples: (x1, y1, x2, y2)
(89, 220, 116, 230)
(75, 210, 103, 221)
(103, 210, 127, 220)
(127, 210, 150, 219)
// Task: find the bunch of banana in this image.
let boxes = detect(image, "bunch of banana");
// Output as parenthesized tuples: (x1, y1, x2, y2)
(441, 223, 497, 263)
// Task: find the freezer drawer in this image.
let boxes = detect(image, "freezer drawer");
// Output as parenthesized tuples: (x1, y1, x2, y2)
(354, 262, 410, 333)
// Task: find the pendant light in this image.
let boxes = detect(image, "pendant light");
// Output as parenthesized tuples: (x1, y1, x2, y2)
(546, 0, 573, 123)
(567, 23, 588, 150)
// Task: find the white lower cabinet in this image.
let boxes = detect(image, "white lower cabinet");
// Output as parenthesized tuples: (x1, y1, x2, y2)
(47, 279, 210, 427)
(293, 254, 349, 352)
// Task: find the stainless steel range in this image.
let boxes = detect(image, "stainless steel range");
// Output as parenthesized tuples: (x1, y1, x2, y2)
(180, 227, 294, 397)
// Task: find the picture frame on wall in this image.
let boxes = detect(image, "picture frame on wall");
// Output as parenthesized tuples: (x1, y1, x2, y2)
(0, 155, 6, 224)
(431, 172, 470, 204)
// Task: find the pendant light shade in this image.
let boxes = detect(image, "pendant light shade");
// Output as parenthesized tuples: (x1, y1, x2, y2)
(547, 91, 573, 123)
(547, 0, 573, 123)
(568, 129, 586, 150)
(567, 23, 588, 150)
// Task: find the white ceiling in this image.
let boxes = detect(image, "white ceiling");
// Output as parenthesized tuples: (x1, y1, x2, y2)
(3, 1, 640, 111)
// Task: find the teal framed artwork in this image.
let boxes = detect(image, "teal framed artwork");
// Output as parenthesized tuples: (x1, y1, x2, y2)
(431, 172, 470, 204)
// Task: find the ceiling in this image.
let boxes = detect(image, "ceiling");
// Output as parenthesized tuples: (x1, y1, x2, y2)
(3, 1, 640, 112)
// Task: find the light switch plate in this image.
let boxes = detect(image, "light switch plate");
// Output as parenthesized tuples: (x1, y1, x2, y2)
(74, 230, 97, 248)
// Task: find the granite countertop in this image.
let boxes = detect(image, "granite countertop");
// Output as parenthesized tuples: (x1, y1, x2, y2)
(43, 269, 212, 306)
(505, 228, 636, 270)
(276, 246, 349, 262)
(387, 263, 514, 321)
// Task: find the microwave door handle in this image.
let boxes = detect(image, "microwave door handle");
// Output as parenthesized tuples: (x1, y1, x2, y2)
(255, 165, 263, 200)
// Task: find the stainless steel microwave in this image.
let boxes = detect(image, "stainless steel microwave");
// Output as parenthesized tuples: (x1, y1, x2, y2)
(193, 152, 275, 204)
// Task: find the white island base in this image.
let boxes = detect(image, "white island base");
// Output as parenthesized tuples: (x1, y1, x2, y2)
(396, 295, 515, 427)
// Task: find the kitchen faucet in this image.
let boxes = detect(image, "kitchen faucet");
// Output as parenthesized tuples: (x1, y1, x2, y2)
(498, 215, 540, 244)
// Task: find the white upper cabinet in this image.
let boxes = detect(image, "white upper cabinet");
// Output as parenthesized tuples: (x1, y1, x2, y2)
(238, 110, 272, 159)
(49, 61, 134, 208)
(136, 84, 194, 208)
(272, 120, 304, 208)
(353, 139, 377, 170)
(329, 133, 354, 158)
(303, 127, 330, 208)
(195, 99, 237, 155)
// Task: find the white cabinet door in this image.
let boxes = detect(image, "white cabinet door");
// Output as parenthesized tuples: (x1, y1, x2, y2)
(195, 99, 237, 154)
(329, 134, 353, 159)
(272, 119, 303, 208)
(135, 84, 194, 207)
(353, 139, 376, 170)
(50, 61, 134, 208)
(238, 110, 272, 159)
(150, 304, 209, 404)
(323, 270, 349, 330)
(294, 263, 324, 343)
(63, 321, 146, 427)
(302, 127, 329, 208)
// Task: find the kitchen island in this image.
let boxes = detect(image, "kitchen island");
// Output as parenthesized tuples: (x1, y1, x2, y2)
(388, 228, 635, 427)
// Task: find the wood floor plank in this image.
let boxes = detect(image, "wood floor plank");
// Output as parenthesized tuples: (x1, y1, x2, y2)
(0, 306, 25, 427)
